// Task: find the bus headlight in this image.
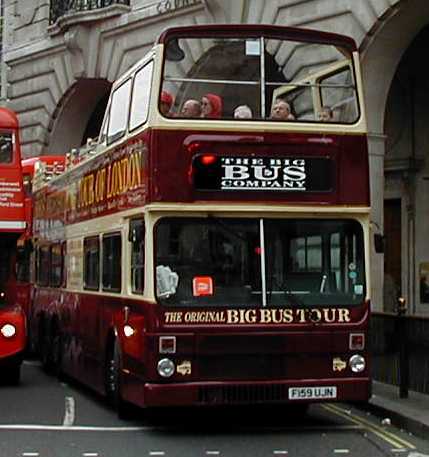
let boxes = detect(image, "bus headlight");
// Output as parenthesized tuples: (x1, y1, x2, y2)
(157, 358, 175, 378)
(1, 324, 16, 338)
(349, 354, 365, 373)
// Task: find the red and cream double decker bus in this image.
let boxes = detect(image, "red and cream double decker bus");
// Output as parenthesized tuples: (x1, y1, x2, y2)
(0, 107, 26, 384)
(31, 25, 371, 412)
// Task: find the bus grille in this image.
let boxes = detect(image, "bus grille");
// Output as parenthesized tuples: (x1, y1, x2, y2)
(198, 355, 287, 379)
(198, 384, 288, 405)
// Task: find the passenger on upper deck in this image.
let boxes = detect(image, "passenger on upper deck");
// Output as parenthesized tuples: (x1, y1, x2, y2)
(318, 106, 334, 122)
(201, 93, 223, 119)
(270, 99, 295, 121)
(160, 91, 174, 116)
(180, 99, 202, 118)
(234, 105, 253, 119)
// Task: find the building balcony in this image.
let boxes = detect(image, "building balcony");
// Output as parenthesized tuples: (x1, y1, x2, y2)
(49, 0, 131, 25)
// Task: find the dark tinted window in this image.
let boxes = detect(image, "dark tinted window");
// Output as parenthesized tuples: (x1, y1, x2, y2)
(0, 133, 13, 164)
(84, 237, 100, 290)
(102, 233, 121, 292)
(37, 246, 50, 286)
(130, 219, 145, 294)
(50, 243, 64, 287)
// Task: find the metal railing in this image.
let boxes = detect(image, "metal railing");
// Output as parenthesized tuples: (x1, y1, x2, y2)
(49, 0, 130, 24)
(371, 309, 429, 397)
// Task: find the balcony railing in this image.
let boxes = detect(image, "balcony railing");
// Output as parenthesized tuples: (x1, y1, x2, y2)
(49, 0, 130, 25)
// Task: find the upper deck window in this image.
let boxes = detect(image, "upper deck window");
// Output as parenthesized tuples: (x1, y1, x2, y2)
(0, 133, 13, 163)
(161, 36, 359, 123)
(129, 62, 153, 131)
(107, 79, 132, 144)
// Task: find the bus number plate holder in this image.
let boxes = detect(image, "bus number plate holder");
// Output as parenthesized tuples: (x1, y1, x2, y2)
(288, 386, 337, 400)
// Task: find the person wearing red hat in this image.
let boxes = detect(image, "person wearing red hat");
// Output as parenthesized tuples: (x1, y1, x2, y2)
(201, 93, 223, 119)
(160, 90, 174, 116)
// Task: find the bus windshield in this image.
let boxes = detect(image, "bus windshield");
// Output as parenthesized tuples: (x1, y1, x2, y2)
(0, 133, 13, 164)
(155, 218, 365, 307)
(161, 35, 359, 123)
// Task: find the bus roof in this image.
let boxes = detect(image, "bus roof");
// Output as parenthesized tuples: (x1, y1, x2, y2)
(157, 24, 357, 51)
(0, 107, 19, 130)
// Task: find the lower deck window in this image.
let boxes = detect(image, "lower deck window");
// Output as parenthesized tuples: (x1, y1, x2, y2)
(84, 237, 100, 290)
(102, 233, 121, 292)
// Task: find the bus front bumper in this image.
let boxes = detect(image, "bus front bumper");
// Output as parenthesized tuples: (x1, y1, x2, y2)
(123, 377, 371, 408)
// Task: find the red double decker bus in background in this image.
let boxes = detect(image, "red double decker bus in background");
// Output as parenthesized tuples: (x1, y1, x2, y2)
(30, 24, 371, 413)
(14, 157, 65, 319)
(0, 107, 26, 384)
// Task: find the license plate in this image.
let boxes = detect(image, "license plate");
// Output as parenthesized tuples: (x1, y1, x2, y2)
(288, 386, 337, 400)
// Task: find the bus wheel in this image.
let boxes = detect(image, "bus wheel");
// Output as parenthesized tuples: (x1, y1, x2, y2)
(40, 322, 53, 372)
(106, 339, 133, 419)
(51, 326, 63, 378)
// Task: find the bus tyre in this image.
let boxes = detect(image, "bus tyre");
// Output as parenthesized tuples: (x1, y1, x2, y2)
(40, 323, 54, 372)
(106, 339, 133, 419)
(51, 327, 64, 379)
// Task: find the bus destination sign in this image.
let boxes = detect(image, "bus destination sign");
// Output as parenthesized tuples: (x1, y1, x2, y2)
(193, 156, 333, 192)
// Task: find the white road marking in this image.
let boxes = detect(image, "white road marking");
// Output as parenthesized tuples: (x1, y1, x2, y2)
(334, 451, 350, 454)
(0, 424, 147, 431)
(83, 453, 99, 456)
(22, 453, 39, 456)
(63, 396, 75, 426)
(273, 451, 288, 455)
(206, 452, 220, 455)
(23, 361, 42, 367)
(149, 452, 165, 456)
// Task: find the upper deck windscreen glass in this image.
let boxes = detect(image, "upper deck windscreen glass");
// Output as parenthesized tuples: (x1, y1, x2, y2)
(161, 35, 359, 123)
(0, 133, 13, 164)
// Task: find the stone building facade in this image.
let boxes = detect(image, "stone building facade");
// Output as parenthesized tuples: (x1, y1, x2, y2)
(2, 0, 429, 315)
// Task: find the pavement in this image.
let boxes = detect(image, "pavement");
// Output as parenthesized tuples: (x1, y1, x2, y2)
(365, 380, 429, 440)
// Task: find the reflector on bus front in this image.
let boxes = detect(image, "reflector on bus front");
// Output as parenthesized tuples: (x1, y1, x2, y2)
(349, 333, 365, 350)
(159, 336, 176, 354)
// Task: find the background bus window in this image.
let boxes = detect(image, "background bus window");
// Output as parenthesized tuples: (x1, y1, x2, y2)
(102, 234, 121, 292)
(129, 62, 153, 131)
(84, 237, 100, 290)
(36, 246, 50, 287)
(107, 79, 132, 144)
(0, 133, 13, 163)
(16, 245, 30, 283)
(50, 243, 63, 288)
(129, 219, 145, 294)
(289, 236, 322, 272)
